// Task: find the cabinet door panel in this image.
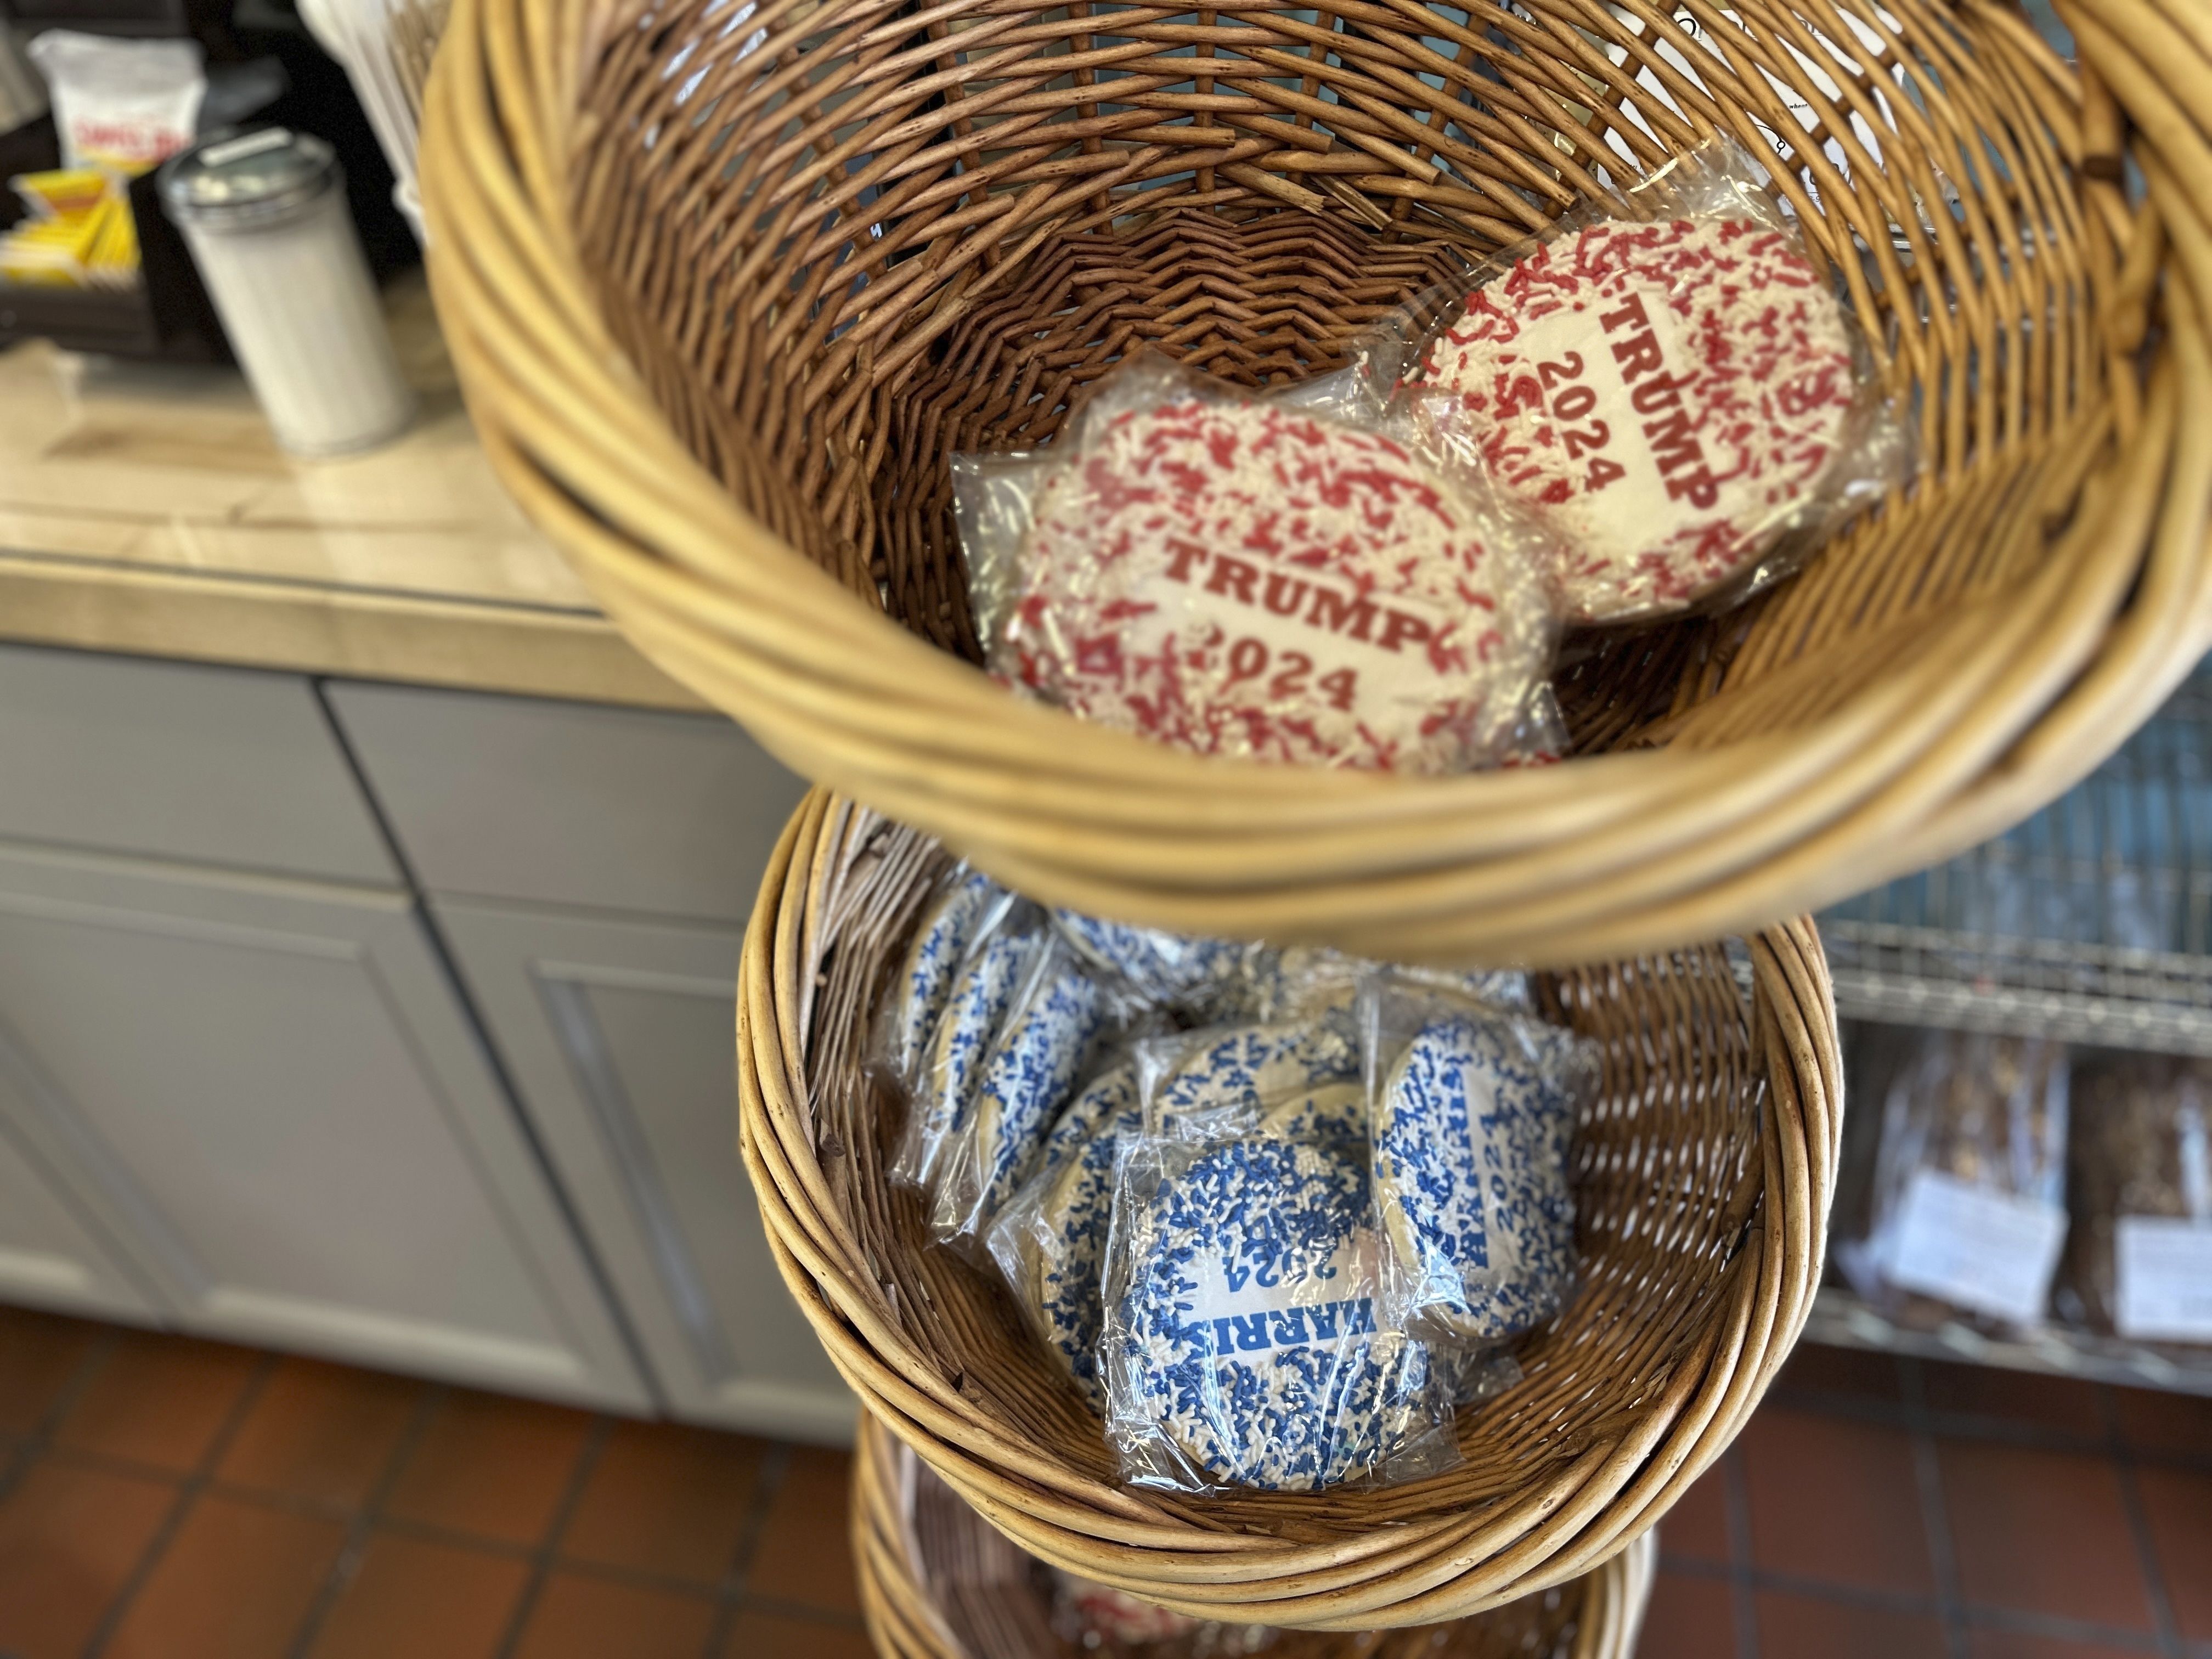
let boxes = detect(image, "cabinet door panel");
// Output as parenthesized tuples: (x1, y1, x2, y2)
(440, 900, 853, 1441)
(0, 645, 396, 884)
(0, 1102, 159, 1322)
(326, 683, 806, 923)
(0, 844, 648, 1408)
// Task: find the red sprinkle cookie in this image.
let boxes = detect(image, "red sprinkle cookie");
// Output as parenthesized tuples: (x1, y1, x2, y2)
(1006, 398, 1549, 774)
(1423, 216, 1855, 623)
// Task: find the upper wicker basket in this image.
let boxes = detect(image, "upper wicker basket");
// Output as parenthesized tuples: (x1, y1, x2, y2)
(422, 0, 2212, 967)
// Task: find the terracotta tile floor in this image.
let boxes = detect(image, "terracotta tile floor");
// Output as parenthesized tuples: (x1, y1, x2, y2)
(0, 1308, 868, 1659)
(3, 1307, 2209, 1658)
(1644, 1344, 2212, 1659)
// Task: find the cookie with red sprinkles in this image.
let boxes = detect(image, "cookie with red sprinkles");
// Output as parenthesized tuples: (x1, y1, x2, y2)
(1002, 390, 1553, 774)
(1421, 215, 1857, 623)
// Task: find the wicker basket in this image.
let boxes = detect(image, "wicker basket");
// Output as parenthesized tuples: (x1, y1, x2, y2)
(852, 1411, 1660, 1658)
(740, 790, 1838, 1628)
(421, 0, 2212, 967)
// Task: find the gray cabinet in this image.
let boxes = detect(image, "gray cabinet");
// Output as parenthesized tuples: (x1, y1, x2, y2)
(0, 840, 650, 1409)
(0, 1103, 159, 1323)
(437, 900, 854, 1441)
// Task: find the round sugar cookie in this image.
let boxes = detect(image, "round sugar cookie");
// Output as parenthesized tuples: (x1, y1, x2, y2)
(1424, 216, 1856, 623)
(913, 923, 1043, 1187)
(885, 870, 1008, 1082)
(1006, 1092, 1146, 1408)
(1149, 1018, 1362, 1122)
(1006, 397, 1550, 774)
(1111, 1137, 1439, 1491)
(935, 958, 1108, 1242)
(1374, 1015, 1576, 1343)
(1051, 909, 1252, 1011)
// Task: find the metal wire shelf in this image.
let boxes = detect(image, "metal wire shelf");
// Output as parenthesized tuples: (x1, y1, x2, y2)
(1821, 664, 2212, 1054)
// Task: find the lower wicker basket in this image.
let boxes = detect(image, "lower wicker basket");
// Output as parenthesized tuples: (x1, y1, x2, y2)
(743, 789, 1839, 1629)
(853, 1411, 1659, 1659)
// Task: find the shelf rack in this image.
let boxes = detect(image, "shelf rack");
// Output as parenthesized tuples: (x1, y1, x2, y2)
(1821, 665, 2212, 1054)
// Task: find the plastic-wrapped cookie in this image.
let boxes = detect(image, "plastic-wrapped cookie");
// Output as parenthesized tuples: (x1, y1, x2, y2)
(931, 953, 1110, 1247)
(1051, 909, 1253, 1013)
(906, 919, 1046, 1189)
(1423, 216, 1857, 622)
(1147, 1018, 1363, 1121)
(1374, 1013, 1577, 1344)
(881, 869, 1012, 1086)
(988, 1090, 1146, 1408)
(1107, 1136, 1450, 1492)
(1257, 1080, 1367, 1146)
(1005, 378, 1554, 774)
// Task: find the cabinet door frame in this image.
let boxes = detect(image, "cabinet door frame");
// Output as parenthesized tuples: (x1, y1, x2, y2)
(437, 896, 855, 1443)
(0, 838, 651, 1410)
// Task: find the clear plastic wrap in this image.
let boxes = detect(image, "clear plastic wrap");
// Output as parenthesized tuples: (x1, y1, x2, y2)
(1099, 1118, 1461, 1493)
(927, 936, 1127, 1254)
(870, 865, 1019, 1099)
(1842, 1030, 2070, 1332)
(2058, 1054, 2212, 1345)
(1050, 907, 1261, 1020)
(1051, 1572, 1278, 1654)
(952, 350, 1564, 775)
(1362, 979, 1594, 1347)
(1370, 134, 1905, 626)
(887, 894, 1048, 1192)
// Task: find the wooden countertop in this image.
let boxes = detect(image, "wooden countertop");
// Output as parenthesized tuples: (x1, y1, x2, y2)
(0, 273, 703, 710)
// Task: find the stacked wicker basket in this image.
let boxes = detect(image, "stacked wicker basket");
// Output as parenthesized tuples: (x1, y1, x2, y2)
(417, 0, 2210, 1641)
(853, 1412, 1660, 1658)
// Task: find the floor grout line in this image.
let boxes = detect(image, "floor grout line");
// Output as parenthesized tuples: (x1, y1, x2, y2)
(0, 1324, 119, 1506)
(1721, 1446, 1759, 1659)
(702, 1440, 795, 1659)
(1899, 1357, 1974, 1659)
(2101, 1385, 2191, 1659)
(492, 1413, 615, 1659)
(279, 1381, 448, 1659)
(83, 1349, 279, 1659)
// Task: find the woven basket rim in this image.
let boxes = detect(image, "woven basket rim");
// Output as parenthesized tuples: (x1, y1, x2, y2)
(738, 788, 1843, 1628)
(850, 1410, 1662, 1659)
(421, 0, 2212, 966)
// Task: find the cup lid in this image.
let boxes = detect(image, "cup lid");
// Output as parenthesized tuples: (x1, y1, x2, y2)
(157, 127, 338, 226)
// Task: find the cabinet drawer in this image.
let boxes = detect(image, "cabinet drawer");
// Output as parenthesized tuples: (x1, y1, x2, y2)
(0, 645, 397, 885)
(327, 682, 807, 922)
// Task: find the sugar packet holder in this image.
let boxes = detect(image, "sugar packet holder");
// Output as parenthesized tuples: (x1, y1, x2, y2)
(1365, 133, 1908, 627)
(1096, 1107, 1460, 1494)
(951, 349, 1567, 775)
(1361, 975, 1596, 1351)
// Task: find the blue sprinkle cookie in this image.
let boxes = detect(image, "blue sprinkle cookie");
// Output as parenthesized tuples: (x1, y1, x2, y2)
(1110, 1137, 1446, 1491)
(885, 870, 1010, 1084)
(933, 957, 1109, 1244)
(1258, 1081, 1367, 1145)
(912, 922, 1044, 1187)
(1374, 1014, 1576, 1344)
(990, 1091, 1146, 1408)
(1052, 910, 1253, 1010)
(1150, 1018, 1363, 1120)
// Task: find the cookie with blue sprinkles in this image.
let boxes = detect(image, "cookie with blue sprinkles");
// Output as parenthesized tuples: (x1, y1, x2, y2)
(1374, 1013, 1577, 1344)
(1149, 1018, 1363, 1122)
(1109, 1137, 1448, 1491)
(990, 1090, 1146, 1408)
(932, 954, 1110, 1244)
(1052, 910, 1254, 1011)
(912, 920, 1046, 1188)
(884, 870, 1010, 1084)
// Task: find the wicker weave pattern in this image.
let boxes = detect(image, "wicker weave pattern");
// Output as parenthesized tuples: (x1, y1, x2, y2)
(422, 0, 2212, 967)
(851, 1412, 1661, 1658)
(738, 790, 1839, 1627)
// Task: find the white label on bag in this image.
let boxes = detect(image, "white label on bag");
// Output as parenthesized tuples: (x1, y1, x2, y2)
(1887, 1169, 2067, 1325)
(2115, 1216, 2212, 1341)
